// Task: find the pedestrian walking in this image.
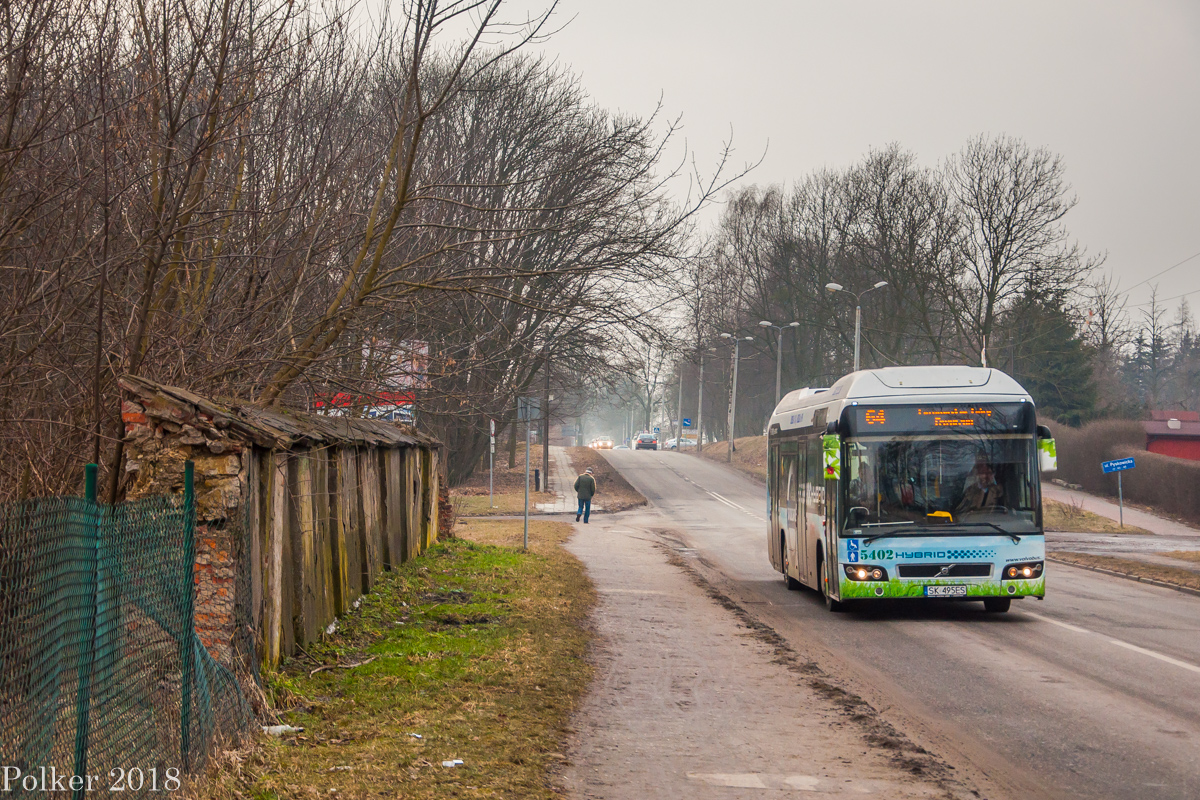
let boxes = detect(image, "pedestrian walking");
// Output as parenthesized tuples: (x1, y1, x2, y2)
(574, 467, 597, 523)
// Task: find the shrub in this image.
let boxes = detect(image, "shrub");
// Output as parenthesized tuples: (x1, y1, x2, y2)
(1043, 418, 1200, 524)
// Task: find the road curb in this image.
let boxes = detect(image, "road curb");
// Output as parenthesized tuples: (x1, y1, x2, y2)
(1047, 556, 1200, 599)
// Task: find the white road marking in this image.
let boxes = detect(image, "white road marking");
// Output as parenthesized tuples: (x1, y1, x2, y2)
(1024, 611, 1089, 634)
(708, 491, 745, 511)
(706, 490, 767, 522)
(1108, 640, 1200, 676)
(1025, 612, 1200, 675)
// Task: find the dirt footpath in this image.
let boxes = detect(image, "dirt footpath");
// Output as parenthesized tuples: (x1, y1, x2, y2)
(561, 514, 972, 799)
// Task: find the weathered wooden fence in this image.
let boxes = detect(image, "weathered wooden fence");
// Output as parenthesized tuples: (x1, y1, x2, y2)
(119, 376, 444, 669)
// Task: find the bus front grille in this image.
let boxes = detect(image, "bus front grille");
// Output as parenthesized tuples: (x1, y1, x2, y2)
(897, 563, 992, 578)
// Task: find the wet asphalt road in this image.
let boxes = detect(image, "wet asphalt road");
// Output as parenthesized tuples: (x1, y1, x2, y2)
(600, 448, 1200, 800)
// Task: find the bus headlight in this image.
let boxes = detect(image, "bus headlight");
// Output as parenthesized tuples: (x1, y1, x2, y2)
(844, 565, 889, 581)
(1002, 561, 1043, 580)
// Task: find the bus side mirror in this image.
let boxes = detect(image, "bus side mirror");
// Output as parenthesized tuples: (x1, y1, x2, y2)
(822, 434, 841, 480)
(1036, 428, 1057, 473)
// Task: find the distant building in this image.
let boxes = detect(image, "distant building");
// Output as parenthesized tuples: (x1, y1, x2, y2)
(549, 423, 579, 447)
(1145, 410, 1200, 462)
(314, 338, 427, 423)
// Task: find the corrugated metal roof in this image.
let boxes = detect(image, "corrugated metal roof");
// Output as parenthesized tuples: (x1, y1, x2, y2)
(119, 375, 441, 450)
(1144, 420, 1200, 439)
(1149, 410, 1200, 422)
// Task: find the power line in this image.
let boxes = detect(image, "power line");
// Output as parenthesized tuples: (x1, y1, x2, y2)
(1121, 248, 1200, 295)
(1129, 286, 1200, 309)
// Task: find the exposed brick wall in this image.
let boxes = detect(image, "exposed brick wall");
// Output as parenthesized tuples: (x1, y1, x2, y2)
(193, 523, 236, 665)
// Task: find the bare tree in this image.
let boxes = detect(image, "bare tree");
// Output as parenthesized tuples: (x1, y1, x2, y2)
(943, 133, 1095, 366)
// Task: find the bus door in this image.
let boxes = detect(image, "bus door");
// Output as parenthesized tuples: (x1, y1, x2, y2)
(780, 443, 800, 579)
(768, 443, 781, 570)
(794, 442, 808, 581)
(823, 440, 840, 593)
(805, 436, 824, 587)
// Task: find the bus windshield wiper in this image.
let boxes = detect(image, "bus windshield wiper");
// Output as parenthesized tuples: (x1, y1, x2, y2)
(860, 523, 1022, 546)
(943, 522, 1022, 544)
(861, 528, 927, 546)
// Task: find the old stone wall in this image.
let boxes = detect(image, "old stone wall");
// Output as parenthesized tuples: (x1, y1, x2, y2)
(119, 376, 444, 669)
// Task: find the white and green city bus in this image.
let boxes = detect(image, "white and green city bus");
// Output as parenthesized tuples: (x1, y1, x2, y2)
(767, 366, 1057, 612)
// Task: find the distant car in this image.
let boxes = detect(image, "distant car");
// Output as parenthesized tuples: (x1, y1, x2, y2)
(612, 444, 630, 450)
(590, 435, 614, 449)
(635, 433, 658, 450)
(664, 437, 679, 450)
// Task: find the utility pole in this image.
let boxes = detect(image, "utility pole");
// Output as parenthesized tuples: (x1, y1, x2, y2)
(542, 353, 550, 490)
(675, 361, 684, 449)
(696, 351, 704, 453)
(720, 334, 753, 463)
(728, 340, 738, 463)
(524, 415, 531, 550)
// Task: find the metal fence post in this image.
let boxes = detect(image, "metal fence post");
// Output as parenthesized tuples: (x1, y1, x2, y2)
(180, 461, 196, 769)
(72, 463, 99, 800)
(83, 463, 97, 503)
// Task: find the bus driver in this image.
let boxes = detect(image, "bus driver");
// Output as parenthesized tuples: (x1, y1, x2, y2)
(958, 457, 1004, 513)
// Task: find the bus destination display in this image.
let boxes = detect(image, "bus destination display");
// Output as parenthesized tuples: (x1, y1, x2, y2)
(850, 403, 1033, 434)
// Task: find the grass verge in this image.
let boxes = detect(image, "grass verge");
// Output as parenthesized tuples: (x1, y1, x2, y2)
(1163, 550, 1200, 563)
(1049, 551, 1200, 593)
(194, 519, 592, 800)
(699, 436, 768, 483)
(1043, 499, 1152, 534)
(454, 445, 549, 495)
(452, 491, 557, 517)
(564, 447, 647, 512)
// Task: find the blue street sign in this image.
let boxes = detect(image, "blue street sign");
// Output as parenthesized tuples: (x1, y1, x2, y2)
(682, 418, 692, 427)
(653, 426, 660, 434)
(1101, 457, 1136, 474)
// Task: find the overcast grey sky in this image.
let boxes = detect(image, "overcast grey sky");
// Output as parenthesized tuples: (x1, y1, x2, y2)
(515, 0, 1200, 319)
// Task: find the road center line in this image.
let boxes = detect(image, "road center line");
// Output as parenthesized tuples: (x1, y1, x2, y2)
(707, 491, 744, 511)
(1026, 611, 1200, 675)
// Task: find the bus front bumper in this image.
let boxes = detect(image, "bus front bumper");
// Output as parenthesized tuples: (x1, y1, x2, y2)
(838, 576, 1046, 600)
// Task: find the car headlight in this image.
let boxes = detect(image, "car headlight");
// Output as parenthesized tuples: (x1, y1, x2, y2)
(1002, 561, 1044, 580)
(844, 564, 889, 581)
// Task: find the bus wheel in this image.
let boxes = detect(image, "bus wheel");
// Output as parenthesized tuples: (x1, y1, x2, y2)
(818, 553, 844, 612)
(983, 597, 1011, 613)
(782, 533, 801, 590)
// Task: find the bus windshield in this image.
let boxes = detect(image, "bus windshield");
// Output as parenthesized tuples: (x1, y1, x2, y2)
(842, 435, 1040, 534)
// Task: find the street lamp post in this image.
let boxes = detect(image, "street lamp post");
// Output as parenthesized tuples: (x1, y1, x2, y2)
(758, 320, 801, 406)
(825, 280, 888, 372)
(719, 333, 754, 463)
(694, 345, 717, 454)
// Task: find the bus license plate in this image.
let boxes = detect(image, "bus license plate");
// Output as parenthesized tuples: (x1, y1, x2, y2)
(925, 585, 968, 598)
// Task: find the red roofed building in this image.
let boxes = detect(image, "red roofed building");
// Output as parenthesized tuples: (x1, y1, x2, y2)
(1145, 410, 1200, 461)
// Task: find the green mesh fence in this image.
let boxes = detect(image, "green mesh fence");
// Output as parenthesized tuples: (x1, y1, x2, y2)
(0, 465, 252, 794)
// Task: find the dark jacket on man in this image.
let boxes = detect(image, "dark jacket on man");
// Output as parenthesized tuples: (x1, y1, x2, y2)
(574, 473, 597, 500)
